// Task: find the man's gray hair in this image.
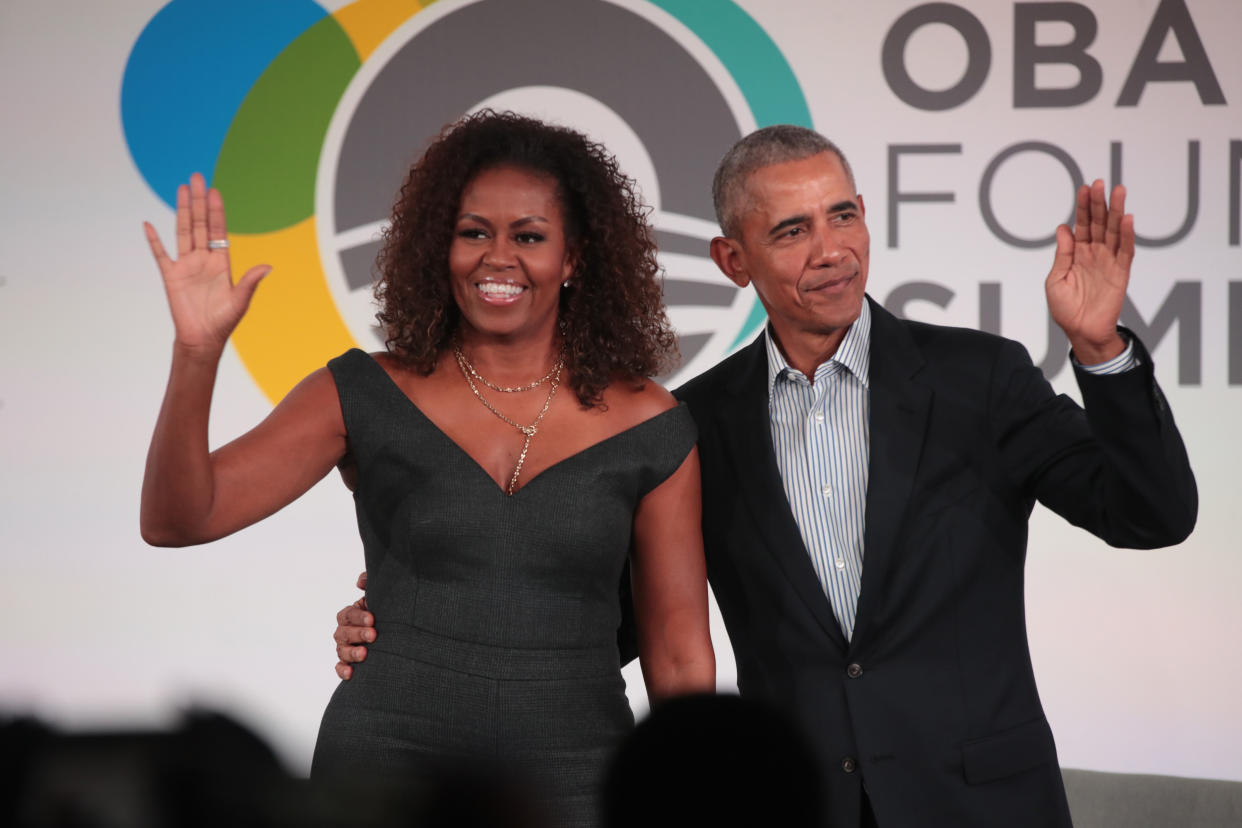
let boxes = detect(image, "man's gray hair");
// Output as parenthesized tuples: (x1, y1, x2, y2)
(712, 125, 855, 238)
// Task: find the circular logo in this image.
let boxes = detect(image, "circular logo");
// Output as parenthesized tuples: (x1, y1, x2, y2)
(123, 0, 811, 402)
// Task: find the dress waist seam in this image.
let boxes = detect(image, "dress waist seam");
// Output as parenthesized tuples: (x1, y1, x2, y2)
(371, 621, 622, 680)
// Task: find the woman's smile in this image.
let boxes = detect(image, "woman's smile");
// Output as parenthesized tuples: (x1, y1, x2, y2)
(475, 279, 528, 304)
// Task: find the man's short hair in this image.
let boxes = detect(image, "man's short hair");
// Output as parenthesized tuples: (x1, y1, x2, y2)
(712, 125, 855, 238)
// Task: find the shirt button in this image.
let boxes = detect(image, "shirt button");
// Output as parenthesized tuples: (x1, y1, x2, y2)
(842, 757, 857, 773)
(814, 411, 825, 424)
(835, 558, 846, 570)
(821, 484, 832, 497)
(847, 663, 863, 679)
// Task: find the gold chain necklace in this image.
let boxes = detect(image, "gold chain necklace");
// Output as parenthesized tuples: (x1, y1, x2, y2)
(452, 345, 565, 495)
(459, 352, 560, 392)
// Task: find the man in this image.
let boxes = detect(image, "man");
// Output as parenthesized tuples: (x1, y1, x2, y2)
(334, 127, 1196, 827)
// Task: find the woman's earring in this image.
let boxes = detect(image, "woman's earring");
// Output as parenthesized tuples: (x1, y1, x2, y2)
(562, 280, 571, 288)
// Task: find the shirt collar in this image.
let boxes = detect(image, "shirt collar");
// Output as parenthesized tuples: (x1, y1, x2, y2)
(765, 298, 872, 396)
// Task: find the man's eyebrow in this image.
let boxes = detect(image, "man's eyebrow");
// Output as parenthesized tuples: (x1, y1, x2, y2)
(767, 200, 859, 236)
(768, 214, 810, 236)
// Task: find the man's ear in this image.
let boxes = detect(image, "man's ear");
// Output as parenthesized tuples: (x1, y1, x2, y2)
(857, 193, 866, 217)
(710, 236, 750, 288)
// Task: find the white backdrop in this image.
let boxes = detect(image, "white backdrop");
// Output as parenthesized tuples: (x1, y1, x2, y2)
(2, 0, 1239, 780)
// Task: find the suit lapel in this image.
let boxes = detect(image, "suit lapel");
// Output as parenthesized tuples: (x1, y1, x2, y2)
(851, 298, 932, 649)
(715, 337, 850, 652)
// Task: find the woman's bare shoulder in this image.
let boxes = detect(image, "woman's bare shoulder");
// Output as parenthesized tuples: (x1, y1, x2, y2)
(361, 350, 418, 390)
(598, 376, 678, 427)
(368, 350, 399, 372)
(369, 350, 444, 379)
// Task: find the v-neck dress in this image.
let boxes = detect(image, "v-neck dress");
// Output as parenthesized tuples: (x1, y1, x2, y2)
(311, 349, 696, 826)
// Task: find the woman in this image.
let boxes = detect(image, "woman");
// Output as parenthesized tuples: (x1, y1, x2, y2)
(140, 111, 714, 825)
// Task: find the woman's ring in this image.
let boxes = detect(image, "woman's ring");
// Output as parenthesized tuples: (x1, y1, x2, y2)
(207, 239, 229, 250)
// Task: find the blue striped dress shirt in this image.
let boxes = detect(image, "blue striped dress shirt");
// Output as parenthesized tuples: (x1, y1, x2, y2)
(765, 302, 1137, 641)
(766, 301, 872, 641)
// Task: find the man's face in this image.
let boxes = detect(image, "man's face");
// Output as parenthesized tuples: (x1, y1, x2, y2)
(711, 151, 869, 359)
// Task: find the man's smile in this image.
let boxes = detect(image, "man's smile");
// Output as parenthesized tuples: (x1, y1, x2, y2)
(802, 269, 858, 296)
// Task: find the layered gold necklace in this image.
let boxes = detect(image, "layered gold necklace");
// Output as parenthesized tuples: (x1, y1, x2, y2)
(453, 345, 565, 495)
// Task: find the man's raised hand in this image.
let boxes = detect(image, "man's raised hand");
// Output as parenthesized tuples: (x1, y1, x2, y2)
(1045, 179, 1133, 365)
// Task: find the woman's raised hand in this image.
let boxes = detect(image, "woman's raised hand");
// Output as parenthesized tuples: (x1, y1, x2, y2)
(144, 173, 270, 354)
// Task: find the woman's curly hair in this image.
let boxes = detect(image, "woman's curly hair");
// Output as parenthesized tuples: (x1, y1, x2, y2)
(374, 110, 677, 407)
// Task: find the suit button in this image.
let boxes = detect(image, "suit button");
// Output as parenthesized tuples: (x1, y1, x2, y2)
(846, 663, 863, 678)
(842, 757, 857, 773)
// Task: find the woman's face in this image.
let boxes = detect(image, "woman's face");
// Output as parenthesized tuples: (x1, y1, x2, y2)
(449, 165, 576, 344)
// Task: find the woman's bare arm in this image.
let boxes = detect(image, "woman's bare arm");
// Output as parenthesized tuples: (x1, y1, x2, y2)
(630, 446, 715, 702)
(139, 173, 346, 546)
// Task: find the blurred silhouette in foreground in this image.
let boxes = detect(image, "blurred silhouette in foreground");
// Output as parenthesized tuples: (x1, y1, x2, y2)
(602, 694, 825, 827)
(1, 710, 544, 828)
(5, 700, 825, 826)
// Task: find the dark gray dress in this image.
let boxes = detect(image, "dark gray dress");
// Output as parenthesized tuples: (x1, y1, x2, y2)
(311, 349, 696, 826)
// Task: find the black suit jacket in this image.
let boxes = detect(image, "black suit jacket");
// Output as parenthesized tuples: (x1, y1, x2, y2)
(671, 297, 1196, 828)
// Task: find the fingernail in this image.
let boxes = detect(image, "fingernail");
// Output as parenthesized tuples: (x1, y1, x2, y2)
(364, 630, 375, 642)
